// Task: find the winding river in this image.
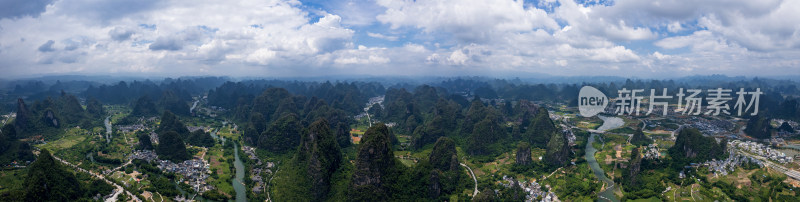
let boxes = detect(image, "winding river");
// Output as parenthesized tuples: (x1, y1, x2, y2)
(232, 142, 246, 202)
(104, 115, 112, 143)
(208, 129, 245, 201)
(585, 115, 624, 202)
(190, 100, 200, 113)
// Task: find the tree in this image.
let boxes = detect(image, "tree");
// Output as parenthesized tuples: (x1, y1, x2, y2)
(515, 142, 532, 166)
(410, 115, 447, 149)
(473, 188, 497, 202)
(426, 137, 463, 199)
(14, 99, 33, 136)
(186, 130, 215, 147)
(288, 118, 342, 201)
(429, 137, 459, 171)
(24, 149, 84, 201)
(272, 97, 298, 120)
(350, 123, 399, 200)
(668, 128, 726, 166)
(156, 131, 190, 162)
(778, 122, 795, 133)
(462, 98, 486, 134)
(252, 88, 291, 123)
(525, 107, 556, 148)
(137, 133, 153, 150)
(544, 130, 570, 167)
(334, 122, 352, 148)
(413, 85, 440, 113)
(158, 90, 190, 116)
(0, 124, 35, 166)
(368, 103, 382, 118)
(630, 127, 653, 146)
(86, 98, 105, 118)
(745, 115, 772, 139)
(467, 115, 505, 157)
(130, 96, 159, 117)
(258, 113, 303, 154)
(250, 112, 267, 135)
(55, 93, 86, 126)
(156, 111, 189, 138)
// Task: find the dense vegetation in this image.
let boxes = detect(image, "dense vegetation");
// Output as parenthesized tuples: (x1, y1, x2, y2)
(349, 125, 469, 201)
(13, 92, 105, 138)
(156, 131, 190, 162)
(0, 124, 35, 165)
(745, 115, 772, 139)
(668, 128, 727, 167)
(1, 75, 799, 201)
(9, 149, 114, 201)
(272, 118, 344, 201)
(630, 127, 653, 146)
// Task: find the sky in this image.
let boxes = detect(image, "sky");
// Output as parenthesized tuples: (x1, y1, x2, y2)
(0, 0, 798, 79)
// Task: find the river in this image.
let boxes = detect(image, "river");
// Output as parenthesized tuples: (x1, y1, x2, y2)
(190, 100, 200, 113)
(104, 116, 112, 143)
(585, 115, 624, 202)
(208, 129, 244, 201)
(232, 142, 246, 202)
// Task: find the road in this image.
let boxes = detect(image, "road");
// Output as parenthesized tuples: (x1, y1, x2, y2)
(50, 154, 141, 202)
(105, 159, 133, 175)
(737, 150, 800, 180)
(266, 166, 279, 202)
(459, 163, 479, 198)
(105, 116, 112, 144)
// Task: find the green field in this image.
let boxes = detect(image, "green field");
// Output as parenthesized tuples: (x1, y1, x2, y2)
(205, 144, 234, 197)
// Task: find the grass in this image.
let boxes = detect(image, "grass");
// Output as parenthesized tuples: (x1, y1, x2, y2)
(0, 169, 26, 193)
(40, 128, 87, 152)
(217, 125, 241, 141)
(205, 144, 234, 197)
(607, 127, 636, 134)
(349, 130, 365, 135)
(396, 135, 410, 144)
(398, 159, 415, 167)
(577, 121, 601, 130)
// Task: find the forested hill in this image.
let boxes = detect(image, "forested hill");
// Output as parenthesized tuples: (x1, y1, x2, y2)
(1, 76, 798, 120)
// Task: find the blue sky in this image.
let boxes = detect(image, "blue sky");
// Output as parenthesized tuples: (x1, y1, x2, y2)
(0, 0, 797, 78)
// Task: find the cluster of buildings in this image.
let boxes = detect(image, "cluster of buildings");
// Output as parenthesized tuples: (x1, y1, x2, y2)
(131, 150, 157, 162)
(131, 150, 214, 193)
(700, 152, 763, 177)
(1, 112, 15, 126)
(729, 140, 794, 164)
(117, 124, 147, 133)
(242, 146, 275, 194)
(3, 160, 30, 168)
(499, 175, 559, 202)
(157, 158, 213, 193)
(187, 126, 208, 133)
(770, 138, 787, 147)
(365, 95, 384, 110)
(563, 128, 576, 146)
(149, 132, 159, 145)
(642, 144, 661, 159)
(686, 117, 734, 136)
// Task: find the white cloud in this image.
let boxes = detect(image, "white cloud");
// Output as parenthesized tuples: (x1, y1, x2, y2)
(367, 32, 398, 41)
(0, 0, 360, 77)
(0, 0, 798, 78)
(667, 21, 683, 33)
(0, 0, 55, 19)
(377, 0, 560, 43)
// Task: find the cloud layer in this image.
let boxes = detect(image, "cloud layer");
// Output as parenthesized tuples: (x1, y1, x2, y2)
(0, 0, 797, 78)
